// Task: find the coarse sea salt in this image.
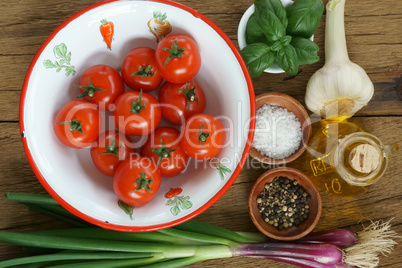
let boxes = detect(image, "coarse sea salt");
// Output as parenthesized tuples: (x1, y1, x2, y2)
(253, 104, 302, 159)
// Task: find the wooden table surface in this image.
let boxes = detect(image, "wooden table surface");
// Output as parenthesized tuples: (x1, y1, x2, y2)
(1, 0, 401, 267)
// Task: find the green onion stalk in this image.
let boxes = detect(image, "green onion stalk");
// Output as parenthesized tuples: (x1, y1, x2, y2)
(0, 193, 398, 268)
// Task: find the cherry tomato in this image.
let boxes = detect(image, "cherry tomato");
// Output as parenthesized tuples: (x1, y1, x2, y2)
(121, 47, 163, 92)
(113, 156, 161, 207)
(90, 130, 136, 177)
(180, 113, 225, 160)
(54, 100, 102, 149)
(113, 90, 161, 136)
(77, 65, 125, 111)
(155, 34, 201, 83)
(158, 80, 206, 125)
(140, 127, 189, 177)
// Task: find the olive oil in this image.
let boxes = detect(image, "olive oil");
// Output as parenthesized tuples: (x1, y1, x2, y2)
(305, 120, 392, 196)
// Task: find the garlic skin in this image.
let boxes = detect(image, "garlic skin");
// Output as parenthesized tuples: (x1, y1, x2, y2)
(306, 61, 374, 119)
(305, 0, 374, 120)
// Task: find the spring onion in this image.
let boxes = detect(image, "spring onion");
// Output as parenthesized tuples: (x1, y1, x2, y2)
(31, 228, 201, 245)
(0, 193, 398, 268)
(226, 229, 356, 246)
(0, 251, 153, 267)
(296, 229, 356, 246)
(37, 254, 168, 268)
(261, 256, 355, 268)
(4, 193, 91, 227)
(236, 242, 343, 264)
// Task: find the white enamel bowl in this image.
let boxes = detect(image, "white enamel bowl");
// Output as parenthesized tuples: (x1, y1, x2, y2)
(20, 0, 255, 232)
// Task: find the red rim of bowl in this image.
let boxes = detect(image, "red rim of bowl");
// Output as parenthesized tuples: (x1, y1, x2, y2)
(19, 0, 256, 232)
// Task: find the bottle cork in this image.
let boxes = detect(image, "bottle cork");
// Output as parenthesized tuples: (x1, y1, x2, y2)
(349, 144, 380, 174)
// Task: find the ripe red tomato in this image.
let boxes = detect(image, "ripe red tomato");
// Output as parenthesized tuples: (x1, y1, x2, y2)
(113, 90, 161, 136)
(180, 113, 225, 160)
(113, 156, 161, 207)
(121, 47, 163, 92)
(77, 65, 125, 111)
(90, 130, 136, 177)
(155, 34, 201, 83)
(54, 100, 102, 149)
(140, 127, 189, 177)
(158, 80, 206, 125)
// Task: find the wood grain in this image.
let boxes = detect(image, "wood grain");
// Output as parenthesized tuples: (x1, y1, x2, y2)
(0, 0, 401, 267)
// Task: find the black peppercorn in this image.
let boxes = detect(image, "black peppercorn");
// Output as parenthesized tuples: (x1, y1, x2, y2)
(257, 176, 311, 231)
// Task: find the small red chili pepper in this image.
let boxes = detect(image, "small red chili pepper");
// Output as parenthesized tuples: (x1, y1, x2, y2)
(165, 187, 183, 198)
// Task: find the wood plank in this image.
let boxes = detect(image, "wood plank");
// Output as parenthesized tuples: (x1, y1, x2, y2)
(0, 56, 35, 92)
(0, 1, 401, 91)
(0, 91, 20, 121)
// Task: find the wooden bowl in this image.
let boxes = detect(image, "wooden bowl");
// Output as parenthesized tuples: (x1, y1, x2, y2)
(249, 167, 322, 241)
(250, 92, 312, 165)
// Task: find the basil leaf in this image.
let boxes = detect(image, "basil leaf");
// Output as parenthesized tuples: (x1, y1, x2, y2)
(286, 0, 324, 38)
(240, 43, 275, 78)
(271, 41, 283, 52)
(291, 37, 319, 65)
(246, 13, 270, 45)
(254, 1, 286, 42)
(280, 35, 292, 47)
(275, 44, 299, 76)
(254, 0, 288, 29)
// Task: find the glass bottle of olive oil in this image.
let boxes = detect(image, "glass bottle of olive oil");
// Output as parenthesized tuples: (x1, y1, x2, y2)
(305, 120, 397, 196)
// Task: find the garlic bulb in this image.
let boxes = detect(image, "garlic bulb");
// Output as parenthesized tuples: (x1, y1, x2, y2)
(305, 0, 374, 120)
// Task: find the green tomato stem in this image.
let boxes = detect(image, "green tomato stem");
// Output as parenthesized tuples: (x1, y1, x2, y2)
(76, 78, 103, 99)
(161, 39, 188, 67)
(151, 138, 178, 166)
(178, 82, 198, 111)
(131, 65, 156, 78)
(134, 172, 153, 193)
(98, 135, 122, 158)
(56, 119, 85, 134)
(131, 89, 147, 114)
(198, 124, 210, 145)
